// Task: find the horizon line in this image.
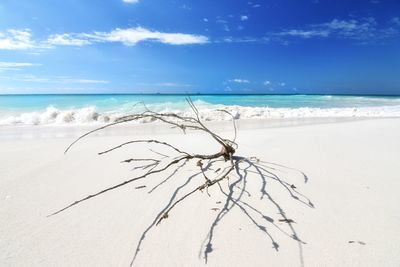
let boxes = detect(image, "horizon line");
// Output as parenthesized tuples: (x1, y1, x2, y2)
(1, 93, 400, 97)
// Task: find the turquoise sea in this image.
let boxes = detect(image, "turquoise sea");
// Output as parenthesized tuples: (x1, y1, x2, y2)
(1, 94, 400, 125)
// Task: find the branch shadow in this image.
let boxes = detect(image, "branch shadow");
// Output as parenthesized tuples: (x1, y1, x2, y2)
(130, 160, 216, 266)
(199, 156, 313, 267)
(147, 159, 189, 194)
(130, 156, 313, 267)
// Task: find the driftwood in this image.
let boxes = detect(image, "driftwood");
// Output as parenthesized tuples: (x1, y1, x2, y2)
(49, 98, 313, 266)
(49, 99, 238, 218)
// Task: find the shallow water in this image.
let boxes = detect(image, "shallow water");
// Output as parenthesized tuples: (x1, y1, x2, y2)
(0, 94, 399, 125)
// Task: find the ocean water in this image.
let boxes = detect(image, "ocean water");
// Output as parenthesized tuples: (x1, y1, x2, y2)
(0, 94, 400, 126)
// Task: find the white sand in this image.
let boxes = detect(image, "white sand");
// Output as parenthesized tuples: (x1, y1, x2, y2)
(1, 118, 400, 267)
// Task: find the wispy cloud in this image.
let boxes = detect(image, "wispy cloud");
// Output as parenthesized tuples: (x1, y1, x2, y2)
(229, 78, 250, 83)
(263, 80, 286, 88)
(217, 36, 269, 44)
(47, 34, 92, 46)
(49, 27, 208, 46)
(240, 15, 249, 21)
(276, 29, 329, 38)
(0, 74, 48, 83)
(0, 62, 41, 71)
(263, 80, 271, 85)
(216, 18, 231, 32)
(248, 1, 261, 8)
(0, 74, 110, 84)
(87, 27, 208, 45)
(0, 86, 112, 94)
(122, 0, 139, 3)
(63, 78, 109, 84)
(0, 29, 35, 50)
(217, 17, 398, 45)
(138, 82, 192, 87)
(180, 4, 192, 11)
(274, 17, 399, 42)
(0, 27, 208, 50)
(391, 17, 400, 26)
(320, 18, 377, 39)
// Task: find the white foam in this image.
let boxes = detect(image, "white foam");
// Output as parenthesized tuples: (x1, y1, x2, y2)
(1, 104, 400, 126)
(0, 106, 120, 126)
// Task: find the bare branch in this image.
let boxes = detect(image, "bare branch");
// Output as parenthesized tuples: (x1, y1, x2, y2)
(98, 139, 189, 156)
(52, 100, 311, 267)
(48, 156, 188, 216)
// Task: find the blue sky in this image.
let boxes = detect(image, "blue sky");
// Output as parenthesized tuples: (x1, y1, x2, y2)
(0, 0, 399, 95)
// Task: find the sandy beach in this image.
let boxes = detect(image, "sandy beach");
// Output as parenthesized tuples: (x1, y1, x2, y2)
(1, 118, 400, 267)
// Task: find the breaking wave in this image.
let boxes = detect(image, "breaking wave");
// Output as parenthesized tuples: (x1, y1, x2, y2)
(1, 103, 400, 126)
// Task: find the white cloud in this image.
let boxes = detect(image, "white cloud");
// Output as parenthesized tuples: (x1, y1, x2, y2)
(277, 18, 373, 39)
(123, 0, 139, 3)
(240, 15, 249, 21)
(180, 4, 191, 10)
(1, 27, 208, 50)
(215, 17, 397, 45)
(0, 29, 35, 50)
(320, 18, 377, 39)
(277, 29, 329, 38)
(64, 79, 109, 84)
(0, 74, 50, 83)
(273, 17, 398, 42)
(155, 82, 191, 87)
(216, 18, 230, 32)
(263, 80, 271, 85)
(47, 33, 92, 46)
(229, 79, 250, 83)
(324, 19, 360, 30)
(0, 75, 110, 84)
(91, 27, 208, 45)
(49, 27, 208, 46)
(216, 36, 269, 44)
(0, 86, 111, 94)
(0, 62, 41, 71)
(138, 82, 192, 87)
(262, 80, 285, 87)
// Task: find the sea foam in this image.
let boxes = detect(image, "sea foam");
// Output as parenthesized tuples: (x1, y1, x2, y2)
(1, 104, 400, 126)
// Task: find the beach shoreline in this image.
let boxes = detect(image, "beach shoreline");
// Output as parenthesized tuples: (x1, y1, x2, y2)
(1, 94, 400, 127)
(1, 118, 400, 266)
(0, 116, 387, 140)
